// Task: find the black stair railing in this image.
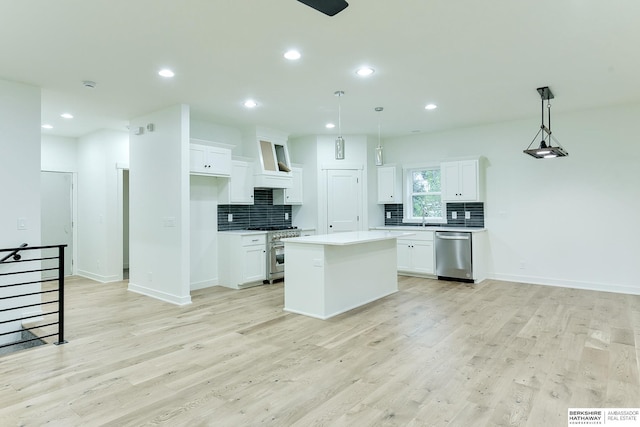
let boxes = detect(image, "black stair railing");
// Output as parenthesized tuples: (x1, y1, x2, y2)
(0, 244, 68, 351)
(0, 243, 27, 263)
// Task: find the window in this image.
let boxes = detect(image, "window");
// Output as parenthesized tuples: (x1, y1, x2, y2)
(403, 166, 444, 222)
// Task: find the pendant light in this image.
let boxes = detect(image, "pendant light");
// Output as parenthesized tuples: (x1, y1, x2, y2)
(374, 107, 384, 166)
(335, 90, 345, 160)
(523, 86, 568, 159)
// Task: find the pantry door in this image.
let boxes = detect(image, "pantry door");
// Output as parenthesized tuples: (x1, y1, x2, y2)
(326, 169, 362, 234)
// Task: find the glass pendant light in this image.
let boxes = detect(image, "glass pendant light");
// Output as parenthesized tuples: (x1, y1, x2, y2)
(375, 107, 384, 166)
(335, 90, 345, 160)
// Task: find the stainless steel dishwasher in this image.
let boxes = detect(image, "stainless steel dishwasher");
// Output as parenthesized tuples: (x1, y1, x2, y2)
(435, 231, 473, 282)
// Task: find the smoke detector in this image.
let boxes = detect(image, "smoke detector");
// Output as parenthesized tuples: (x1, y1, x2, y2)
(82, 80, 97, 89)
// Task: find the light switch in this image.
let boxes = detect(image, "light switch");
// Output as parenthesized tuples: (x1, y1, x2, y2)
(228, 214, 233, 222)
(386, 212, 391, 219)
(285, 212, 289, 220)
(17, 217, 27, 230)
(465, 211, 471, 220)
(452, 212, 457, 220)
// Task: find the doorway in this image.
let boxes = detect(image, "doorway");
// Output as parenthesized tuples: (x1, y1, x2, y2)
(40, 171, 74, 277)
(122, 169, 130, 280)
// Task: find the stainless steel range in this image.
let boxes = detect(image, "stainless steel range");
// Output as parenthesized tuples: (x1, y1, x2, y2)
(248, 226, 301, 283)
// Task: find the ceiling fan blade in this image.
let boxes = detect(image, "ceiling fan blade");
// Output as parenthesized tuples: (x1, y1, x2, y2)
(297, 0, 349, 16)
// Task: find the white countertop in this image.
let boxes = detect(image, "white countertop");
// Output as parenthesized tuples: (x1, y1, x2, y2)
(372, 226, 487, 233)
(283, 230, 414, 246)
(217, 230, 267, 236)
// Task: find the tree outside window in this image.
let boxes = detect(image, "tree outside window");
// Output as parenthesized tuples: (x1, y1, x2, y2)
(405, 167, 443, 221)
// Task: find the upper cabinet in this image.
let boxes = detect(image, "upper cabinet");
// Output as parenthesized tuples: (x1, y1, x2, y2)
(274, 167, 303, 205)
(377, 165, 402, 204)
(189, 139, 232, 177)
(219, 159, 254, 204)
(441, 159, 480, 202)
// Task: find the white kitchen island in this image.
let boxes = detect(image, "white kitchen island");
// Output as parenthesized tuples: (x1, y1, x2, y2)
(283, 230, 413, 320)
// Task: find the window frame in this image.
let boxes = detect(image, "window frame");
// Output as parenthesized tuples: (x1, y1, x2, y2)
(402, 164, 446, 224)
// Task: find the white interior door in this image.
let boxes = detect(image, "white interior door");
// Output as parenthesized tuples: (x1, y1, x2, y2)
(41, 171, 73, 277)
(327, 169, 362, 233)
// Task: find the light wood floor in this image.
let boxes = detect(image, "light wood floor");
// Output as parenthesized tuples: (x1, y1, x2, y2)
(1, 276, 639, 426)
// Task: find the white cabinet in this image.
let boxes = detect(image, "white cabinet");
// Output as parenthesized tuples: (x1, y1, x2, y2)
(190, 142, 232, 177)
(218, 233, 267, 289)
(219, 160, 254, 204)
(441, 160, 479, 201)
(274, 167, 303, 205)
(377, 165, 402, 204)
(396, 230, 435, 276)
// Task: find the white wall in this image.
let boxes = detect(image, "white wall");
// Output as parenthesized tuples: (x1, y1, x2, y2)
(289, 134, 370, 234)
(382, 102, 640, 295)
(288, 135, 318, 229)
(128, 104, 191, 305)
(76, 129, 129, 282)
(41, 135, 78, 172)
(190, 118, 243, 155)
(190, 175, 219, 290)
(0, 79, 41, 344)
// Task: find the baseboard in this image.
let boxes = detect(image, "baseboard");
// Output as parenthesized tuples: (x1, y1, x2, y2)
(190, 278, 218, 291)
(77, 270, 121, 283)
(489, 272, 640, 296)
(127, 282, 192, 306)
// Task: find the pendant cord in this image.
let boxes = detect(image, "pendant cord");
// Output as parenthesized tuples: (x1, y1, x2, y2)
(338, 101, 342, 137)
(548, 99, 551, 134)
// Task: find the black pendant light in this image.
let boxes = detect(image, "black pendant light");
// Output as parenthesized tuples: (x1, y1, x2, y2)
(523, 86, 568, 159)
(297, 0, 349, 16)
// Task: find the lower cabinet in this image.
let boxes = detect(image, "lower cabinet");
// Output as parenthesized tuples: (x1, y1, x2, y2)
(218, 232, 266, 289)
(396, 231, 435, 276)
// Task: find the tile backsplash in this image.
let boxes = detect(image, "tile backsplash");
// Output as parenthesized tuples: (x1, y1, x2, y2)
(446, 202, 484, 227)
(384, 202, 484, 227)
(218, 189, 292, 231)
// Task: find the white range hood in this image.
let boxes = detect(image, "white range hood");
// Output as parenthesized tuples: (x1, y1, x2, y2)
(246, 127, 293, 189)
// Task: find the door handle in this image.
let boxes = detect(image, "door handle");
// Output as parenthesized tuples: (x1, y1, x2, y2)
(437, 235, 469, 240)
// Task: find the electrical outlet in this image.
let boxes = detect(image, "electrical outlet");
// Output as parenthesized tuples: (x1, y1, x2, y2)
(386, 212, 391, 219)
(519, 261, 526, 270)
(228, 214, 233, 222)
(452, 212, 457, 220)
(465, 211, 471, 220)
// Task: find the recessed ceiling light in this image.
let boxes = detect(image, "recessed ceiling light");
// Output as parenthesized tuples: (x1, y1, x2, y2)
(158, 69, 175, 78)
(60, 113, 73, 119)
(41, 124, 53, 129)
(325, 123, 335, 129)
(284, 49, 301, 60)
(243, 99, 258, 108)
(356, 66, 375, 77)
(425, 103, 438, 110)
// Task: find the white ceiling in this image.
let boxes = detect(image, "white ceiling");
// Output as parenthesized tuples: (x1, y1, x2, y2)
(2, 0, 640, 139)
